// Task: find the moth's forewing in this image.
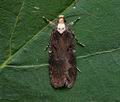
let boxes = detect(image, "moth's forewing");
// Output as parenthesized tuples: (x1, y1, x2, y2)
(49, 28, 77, 88)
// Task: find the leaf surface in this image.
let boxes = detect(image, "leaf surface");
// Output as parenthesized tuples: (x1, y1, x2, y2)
(0, 0, 120, 102)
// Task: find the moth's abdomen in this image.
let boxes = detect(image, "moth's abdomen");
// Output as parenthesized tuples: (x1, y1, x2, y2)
(49, 30, 77, 88)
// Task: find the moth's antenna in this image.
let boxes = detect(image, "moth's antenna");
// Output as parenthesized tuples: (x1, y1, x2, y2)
(42, 16, 55, 25)
(42, 16, 51, 23)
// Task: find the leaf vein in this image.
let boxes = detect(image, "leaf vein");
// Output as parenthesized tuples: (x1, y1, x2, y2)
(9, 0, 25, 56)
(77, 47, 120, 59)
(5, 47, 120, 69)
(0, 0, 75, 69)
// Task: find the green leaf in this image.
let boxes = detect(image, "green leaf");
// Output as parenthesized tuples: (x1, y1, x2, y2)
(0, 0, 120, 102)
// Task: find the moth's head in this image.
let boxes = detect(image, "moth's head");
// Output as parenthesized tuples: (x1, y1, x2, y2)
(58, 15, 65, 23)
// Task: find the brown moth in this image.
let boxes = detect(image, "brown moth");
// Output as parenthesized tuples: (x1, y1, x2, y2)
(43, 15, 85, 88)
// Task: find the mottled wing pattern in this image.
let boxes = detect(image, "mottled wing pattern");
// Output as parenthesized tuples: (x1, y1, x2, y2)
(49, 28, 77, 88)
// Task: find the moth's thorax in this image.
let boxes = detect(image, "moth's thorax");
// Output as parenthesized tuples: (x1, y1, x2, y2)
(57, 23, 66, 34)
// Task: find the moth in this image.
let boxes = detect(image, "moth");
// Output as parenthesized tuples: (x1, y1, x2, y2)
(43, 15, 85, 88)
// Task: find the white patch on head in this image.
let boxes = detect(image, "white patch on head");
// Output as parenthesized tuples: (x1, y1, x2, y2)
(57, 23, 66, 34)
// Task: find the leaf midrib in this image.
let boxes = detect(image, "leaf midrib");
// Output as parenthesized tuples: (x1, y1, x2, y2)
(0, 0, 75, 69)
(6, 47, 120, 69)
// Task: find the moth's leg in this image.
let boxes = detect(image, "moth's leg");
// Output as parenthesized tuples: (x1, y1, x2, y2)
(75, 36, 86, 47)
(44, 43, 50, 51)
(42, 16, 55, 26)
(70, 17, 85, 47)
(42, 16, 54, 51)
(77, 67, 82, 73)
(69, 17, 81, 26)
